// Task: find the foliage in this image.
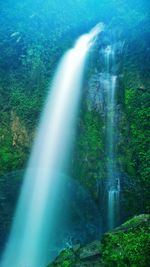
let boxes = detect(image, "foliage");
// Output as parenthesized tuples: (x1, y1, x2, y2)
(71, 103, 105, 200)
(47, 248, 75, 267)
(48, 215, 150, 267)
(0, 171, 23, 251)
(102, 215, 150, 267)
(119, 85, 150, 213)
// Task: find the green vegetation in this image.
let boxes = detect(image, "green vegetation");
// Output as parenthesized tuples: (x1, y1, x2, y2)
(48, 215, 150, 267)
(71, 106, 105, 199)
(102, 215, 150, 267)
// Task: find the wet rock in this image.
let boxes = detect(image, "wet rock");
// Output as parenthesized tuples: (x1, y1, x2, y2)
(111, 214, 150, 233)
(79, 240, 101, 260)
(47, 240, 103, 267)
(47, 215, 150, 267)
(72, 244, 81, 253)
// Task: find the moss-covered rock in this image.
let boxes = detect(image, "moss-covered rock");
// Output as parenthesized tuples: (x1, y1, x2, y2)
(102, 214, 150, 267)
(48, 215, 150, 267)
(47, 240, 103, 267)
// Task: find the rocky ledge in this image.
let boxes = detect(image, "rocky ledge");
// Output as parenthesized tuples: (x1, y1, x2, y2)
(47, 214, 150, 267)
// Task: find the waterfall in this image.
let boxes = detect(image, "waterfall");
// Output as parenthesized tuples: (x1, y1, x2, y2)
(101, 44, 120, 230)
(0, 24, 104, 267)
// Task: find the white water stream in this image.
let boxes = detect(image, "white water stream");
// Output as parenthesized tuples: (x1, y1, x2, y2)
(1, 24, 104, 267)
(100, 44, 120, 230)
(104, 45, 120, 230)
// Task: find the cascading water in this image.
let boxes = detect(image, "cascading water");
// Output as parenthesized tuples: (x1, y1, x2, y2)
(0, 24, 104, 267)
(101, 44, 120, 230)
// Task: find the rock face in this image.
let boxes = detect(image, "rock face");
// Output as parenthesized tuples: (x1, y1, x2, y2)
(47, 240, 103, 267)
(47, 214, 150, 267)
